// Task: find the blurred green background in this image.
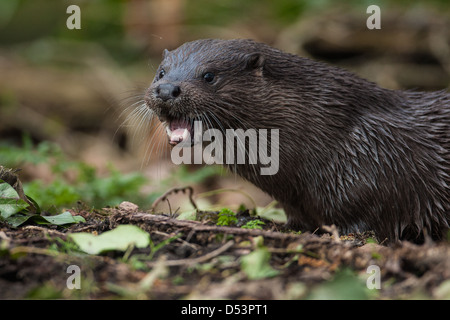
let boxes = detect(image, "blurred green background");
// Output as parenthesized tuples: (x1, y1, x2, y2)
(0, 0, 449, 213)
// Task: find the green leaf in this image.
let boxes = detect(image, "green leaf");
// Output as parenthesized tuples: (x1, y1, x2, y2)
(25, 195, 41, 214)
(176, 209, 197, 221)
(69, 225, 150, 255)
(5, 212, 85, 228)
(255, 205, 286, 224)
(5, 214, 33, 227)
(37, 211, 85, 225)
(241, 246, 280, 280)
(307, 269, 370, 300)
(0, 180, 29, 219)
(0, 179, 19, 198)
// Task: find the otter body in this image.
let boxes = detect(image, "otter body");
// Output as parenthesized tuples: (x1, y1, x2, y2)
(145, 39, 450, 243)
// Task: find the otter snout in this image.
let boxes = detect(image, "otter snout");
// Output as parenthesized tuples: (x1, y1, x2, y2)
(155, 83, 181, 101)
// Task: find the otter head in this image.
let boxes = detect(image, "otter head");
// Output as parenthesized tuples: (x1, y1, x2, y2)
(145, 39, 266, 146)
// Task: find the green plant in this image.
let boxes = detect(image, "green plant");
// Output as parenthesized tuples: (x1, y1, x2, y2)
(216, 208, 238, 226)
(306, 268, 372, 300)
(0, 179, 85, 227)
(240, 236, 279, 279)
(241, 219, 265, 230)
(0, 136, 150, 210)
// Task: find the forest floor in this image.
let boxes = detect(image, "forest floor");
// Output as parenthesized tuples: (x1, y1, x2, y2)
(1, 198, 450, 300)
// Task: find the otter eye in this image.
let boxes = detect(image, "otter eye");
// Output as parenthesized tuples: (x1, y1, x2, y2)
(203, 72, 215, 83)
(158, 69, 166, 80)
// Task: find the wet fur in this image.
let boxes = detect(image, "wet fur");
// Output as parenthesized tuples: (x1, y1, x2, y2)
(145, 39, 450, 243)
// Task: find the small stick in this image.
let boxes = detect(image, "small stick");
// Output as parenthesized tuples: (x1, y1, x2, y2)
(151, 186, 198, 212)
(145, 240, 234, 267)
(23, 225, 67, 238)
(322, 224, 341, 242)
(127, 212, 303, 241)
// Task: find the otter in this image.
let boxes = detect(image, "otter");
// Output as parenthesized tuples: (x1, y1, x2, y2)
(144, 38, 450, 243)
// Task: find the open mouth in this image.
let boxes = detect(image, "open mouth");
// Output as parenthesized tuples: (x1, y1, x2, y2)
(165, 118, 195, 146)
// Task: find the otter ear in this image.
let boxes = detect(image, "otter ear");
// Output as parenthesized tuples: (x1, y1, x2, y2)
(245, 53, 265, 71)
(162, 49, 170, 59)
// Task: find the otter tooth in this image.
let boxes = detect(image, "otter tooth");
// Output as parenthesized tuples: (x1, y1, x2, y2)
(170, 128, 189, 145)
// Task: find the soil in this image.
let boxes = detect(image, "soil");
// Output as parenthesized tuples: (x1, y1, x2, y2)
(1, 200, 450, 300)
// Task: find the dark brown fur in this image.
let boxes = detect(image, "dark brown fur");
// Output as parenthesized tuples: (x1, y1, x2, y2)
(145, 39, 450, 243)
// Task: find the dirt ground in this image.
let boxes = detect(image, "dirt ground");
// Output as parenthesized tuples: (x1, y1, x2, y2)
(1, 199, 450, 300)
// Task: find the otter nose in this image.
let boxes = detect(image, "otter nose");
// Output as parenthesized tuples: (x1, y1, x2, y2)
(155, 83, 181, 101)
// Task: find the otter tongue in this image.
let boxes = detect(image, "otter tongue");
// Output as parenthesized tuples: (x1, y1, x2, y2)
(169, 119, 191, 145)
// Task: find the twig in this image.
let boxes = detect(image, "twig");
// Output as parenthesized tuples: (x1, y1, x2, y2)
(23, 225, 67, 238)
(145, 240, 235, 267)
(151, 230, 199, 250)
(125, 212, 302, 241)
(151, 186, 198, 212)
(166, 198, 172, 215)
(322, 224, 341, 242)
